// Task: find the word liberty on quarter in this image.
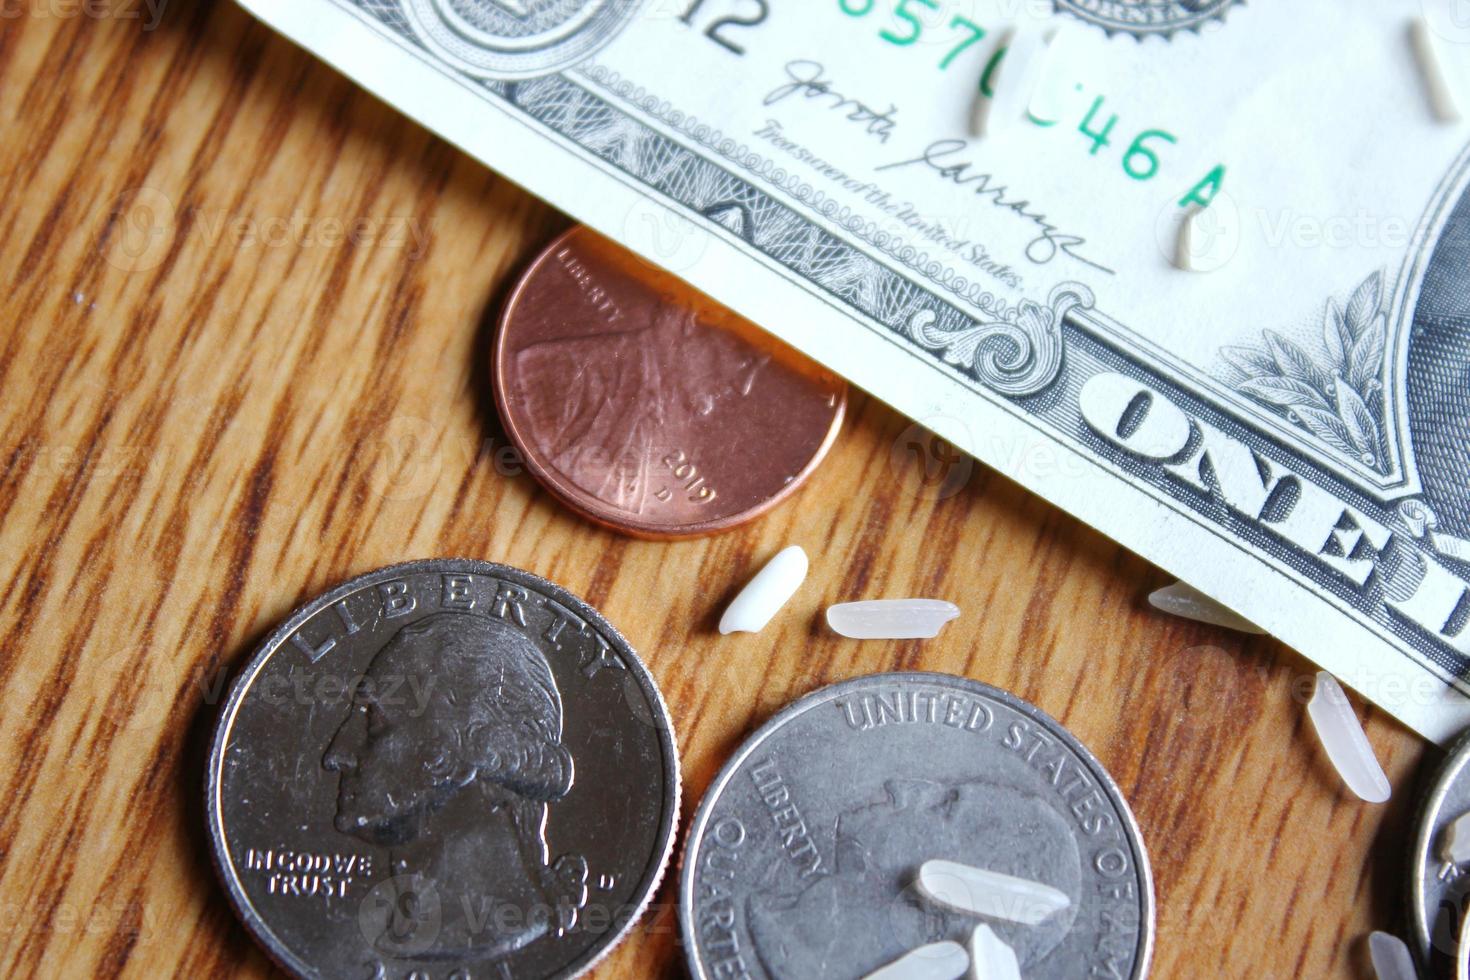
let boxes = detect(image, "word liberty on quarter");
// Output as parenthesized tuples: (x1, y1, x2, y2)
(679, 673, 1153, 980)
(206, 559, 679, 979)
(495, 226, 846, 539)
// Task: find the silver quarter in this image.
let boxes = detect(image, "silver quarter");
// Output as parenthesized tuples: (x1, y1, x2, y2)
(1411, 730, 1470, 977)
(679, 672, 1154, 980)
(206, 559, 679, 979)
(1459, 913, 1470, 980)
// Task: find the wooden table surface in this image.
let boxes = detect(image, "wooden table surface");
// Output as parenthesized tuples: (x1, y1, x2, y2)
(0, 2, 1436, 977)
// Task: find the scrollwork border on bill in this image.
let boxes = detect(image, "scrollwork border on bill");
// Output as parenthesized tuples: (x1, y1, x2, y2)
(313, 0, 1470, 727)
(905, 284, 1092, 397)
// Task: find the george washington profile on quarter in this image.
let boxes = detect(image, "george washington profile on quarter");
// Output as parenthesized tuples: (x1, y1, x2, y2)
(323, 611, 587, 961)
(206, 560, 679, 979)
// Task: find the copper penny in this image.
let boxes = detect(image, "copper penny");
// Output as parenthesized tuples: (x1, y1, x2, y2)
(495, 226, 846, 539)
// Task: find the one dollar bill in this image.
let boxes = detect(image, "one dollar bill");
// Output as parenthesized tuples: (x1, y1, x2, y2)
(236, 0, 1470, 742)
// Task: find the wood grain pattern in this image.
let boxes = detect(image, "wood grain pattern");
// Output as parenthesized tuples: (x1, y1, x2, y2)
(0, 2, 1433, 977)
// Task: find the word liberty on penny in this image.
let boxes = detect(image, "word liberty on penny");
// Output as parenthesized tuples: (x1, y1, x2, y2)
(495, 226, 846, 539)
(206, 559, 679, 979)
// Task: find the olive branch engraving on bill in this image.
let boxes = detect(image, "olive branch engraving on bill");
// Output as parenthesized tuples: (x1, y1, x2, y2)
(234, 0, 1470, 742)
